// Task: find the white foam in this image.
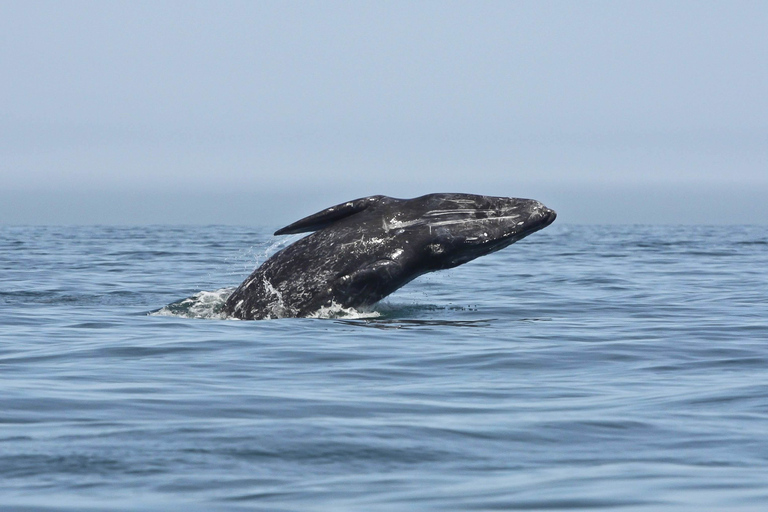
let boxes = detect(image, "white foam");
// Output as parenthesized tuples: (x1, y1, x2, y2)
(306, 301, 381, 320)
(151, 288, 234, 319)
(152, 289, 381, 321)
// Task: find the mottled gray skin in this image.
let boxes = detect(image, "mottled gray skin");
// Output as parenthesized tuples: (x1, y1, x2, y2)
(224, 193, 556, 320)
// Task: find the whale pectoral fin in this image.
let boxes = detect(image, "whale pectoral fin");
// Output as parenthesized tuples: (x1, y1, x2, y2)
(334, 259, 402, 304)
(274, 195, 394, 235)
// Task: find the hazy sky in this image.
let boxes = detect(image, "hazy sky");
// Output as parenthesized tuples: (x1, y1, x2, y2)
(2, 1, 766, 224)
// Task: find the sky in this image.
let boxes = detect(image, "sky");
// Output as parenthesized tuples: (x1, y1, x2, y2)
(1, 0, 766, 225)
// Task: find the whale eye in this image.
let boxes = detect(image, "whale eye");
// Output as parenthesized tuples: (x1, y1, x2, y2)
(426, 243, 446, 256)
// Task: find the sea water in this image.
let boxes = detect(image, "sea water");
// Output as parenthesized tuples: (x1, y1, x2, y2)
(1, 224, 767, 511)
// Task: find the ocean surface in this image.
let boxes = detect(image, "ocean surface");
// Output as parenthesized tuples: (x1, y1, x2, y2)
(1, 224, 767, 511)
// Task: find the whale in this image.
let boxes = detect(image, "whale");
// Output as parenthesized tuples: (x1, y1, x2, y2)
(224, 193, 556, 320)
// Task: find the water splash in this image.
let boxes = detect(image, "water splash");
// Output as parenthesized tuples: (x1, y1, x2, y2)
(151, 288, 234, 319)
(152, 289, 380, 321)
(261, 234, 302, 261)
(154, 227, 383, 321)
(306, 301, 381, 320)
(233, 233, 303, 276)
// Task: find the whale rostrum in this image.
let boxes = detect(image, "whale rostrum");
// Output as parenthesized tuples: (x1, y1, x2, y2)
(224, 193, 556, 319)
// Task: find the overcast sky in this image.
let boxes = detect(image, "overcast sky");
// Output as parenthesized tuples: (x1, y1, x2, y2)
(1, 1, 766, 225)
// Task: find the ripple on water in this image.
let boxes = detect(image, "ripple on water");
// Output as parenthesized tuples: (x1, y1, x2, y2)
(1, 224, 768, 510)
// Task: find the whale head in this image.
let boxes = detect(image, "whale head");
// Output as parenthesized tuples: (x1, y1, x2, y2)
(275, 192, 556, 272)
(392, 193, 557, 270)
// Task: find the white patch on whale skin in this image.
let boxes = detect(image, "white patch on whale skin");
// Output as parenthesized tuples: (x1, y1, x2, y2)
(338, 235, 387, 253)
(263, 277, 283, 300)
(258, 276, 296, 319)
(384, 217, 421, 231)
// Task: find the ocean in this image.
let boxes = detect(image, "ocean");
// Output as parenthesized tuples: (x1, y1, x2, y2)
(1, 224, 767, 511)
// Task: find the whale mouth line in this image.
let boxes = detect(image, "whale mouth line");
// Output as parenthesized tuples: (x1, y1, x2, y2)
(427, 214, 522, 228)
(386, 213, 525, 232)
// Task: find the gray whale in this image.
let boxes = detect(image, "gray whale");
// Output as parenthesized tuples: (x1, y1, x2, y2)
(224, 193, 556, 320)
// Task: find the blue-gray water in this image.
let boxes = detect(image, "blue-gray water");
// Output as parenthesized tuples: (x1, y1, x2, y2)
(2, 224, 767, 511)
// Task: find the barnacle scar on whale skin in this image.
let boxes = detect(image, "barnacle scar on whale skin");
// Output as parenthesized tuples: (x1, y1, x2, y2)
(224, 193, 556, 320)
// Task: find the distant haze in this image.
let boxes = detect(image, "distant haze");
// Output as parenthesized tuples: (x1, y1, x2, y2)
(2, 1, 766, 225)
